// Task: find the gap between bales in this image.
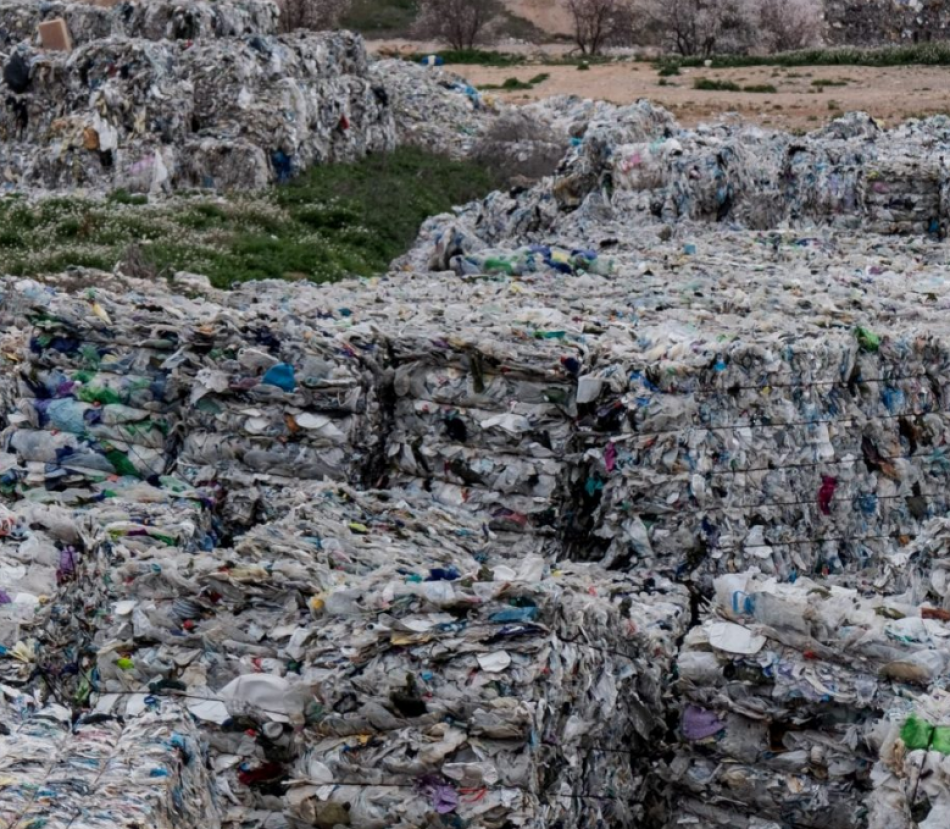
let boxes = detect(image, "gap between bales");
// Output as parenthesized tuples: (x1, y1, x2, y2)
(0, 148, 503, 289)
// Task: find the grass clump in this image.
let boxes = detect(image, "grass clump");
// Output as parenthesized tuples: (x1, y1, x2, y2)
(0, 147, 503, 289)
(340, 0, 418, 36)
(812, 78, 849, 87)
(478, 73, 550, 92)
(478, 77, 534, 91)
(743, 83, 778, 93)
(694, 78, 741, 91)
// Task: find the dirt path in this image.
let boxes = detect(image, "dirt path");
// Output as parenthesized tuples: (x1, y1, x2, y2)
(457, 61, 950, 129)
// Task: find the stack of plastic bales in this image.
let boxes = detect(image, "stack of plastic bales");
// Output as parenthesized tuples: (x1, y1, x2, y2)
(230, 485, 689, 829)
(54, 480, 690, 828)
(0, 30, 394, 192)
(0, 0, 279, 49)
(548, 228, 950, 588)
(662, 569, 950, 829)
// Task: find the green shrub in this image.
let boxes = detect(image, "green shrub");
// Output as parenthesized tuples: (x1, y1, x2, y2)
(694, 78, 741, 91)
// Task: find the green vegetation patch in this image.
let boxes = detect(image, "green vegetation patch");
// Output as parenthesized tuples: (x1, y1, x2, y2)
(0, 148, 503, 289)
(694, 78, 741, 91)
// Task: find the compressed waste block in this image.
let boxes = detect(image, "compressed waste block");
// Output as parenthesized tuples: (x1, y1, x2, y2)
(0, 501, 82, 683)
(369, 59, 499, 159)
(56, 481, 688, 828)
(0, 695, 220, 828)
(286, 558, 688, 829)
(865, 156, 947, 236)
(386, 322, 584, 534)
(0, 279, 210, 493)
(660, 569, 950, 829)
(414, 103, 950, 257)
(175, 291, 381, 490)
(579, 325, 950, 583)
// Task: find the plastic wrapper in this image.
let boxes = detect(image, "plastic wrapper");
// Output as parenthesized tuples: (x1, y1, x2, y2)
(867, 692, 950, 829)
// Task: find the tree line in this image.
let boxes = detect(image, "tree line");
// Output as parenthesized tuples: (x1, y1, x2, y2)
(279, 0, 824, 57)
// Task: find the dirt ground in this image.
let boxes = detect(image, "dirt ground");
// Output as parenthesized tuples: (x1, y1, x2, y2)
(452, 61, 950, 129)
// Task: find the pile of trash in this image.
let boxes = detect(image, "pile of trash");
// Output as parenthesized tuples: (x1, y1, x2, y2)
(9, 68, 950, 825)
(824, 0, 950, 47)
(28, 478, 687, 828)
(406, 106, 950, 261)
(0, 27, 394, 192)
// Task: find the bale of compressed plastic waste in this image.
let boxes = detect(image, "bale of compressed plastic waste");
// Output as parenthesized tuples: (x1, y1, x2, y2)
(286, 558, 688, 829)
(0, 501, 82, 683)
(175, 296, 381, 490)
(0, 696, 221, 828)
(51, 481, 688, 829)
(369, 58, 499, 159)
(661, 569, 950, 828)
(384, 302, 588, 535)
(0, 279, 210, 492)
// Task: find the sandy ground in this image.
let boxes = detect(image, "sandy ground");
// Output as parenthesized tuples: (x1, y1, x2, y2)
(452, 62, 950, 129)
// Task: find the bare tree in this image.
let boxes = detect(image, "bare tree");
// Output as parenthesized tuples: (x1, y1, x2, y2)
(637, 0, 821, 56)
(639, 0, 756, 56)
(758, 0, 822, 52)
(277, 0, 351, 33)
(565, 0, 636, 55)
(413, 0, 504, 51)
